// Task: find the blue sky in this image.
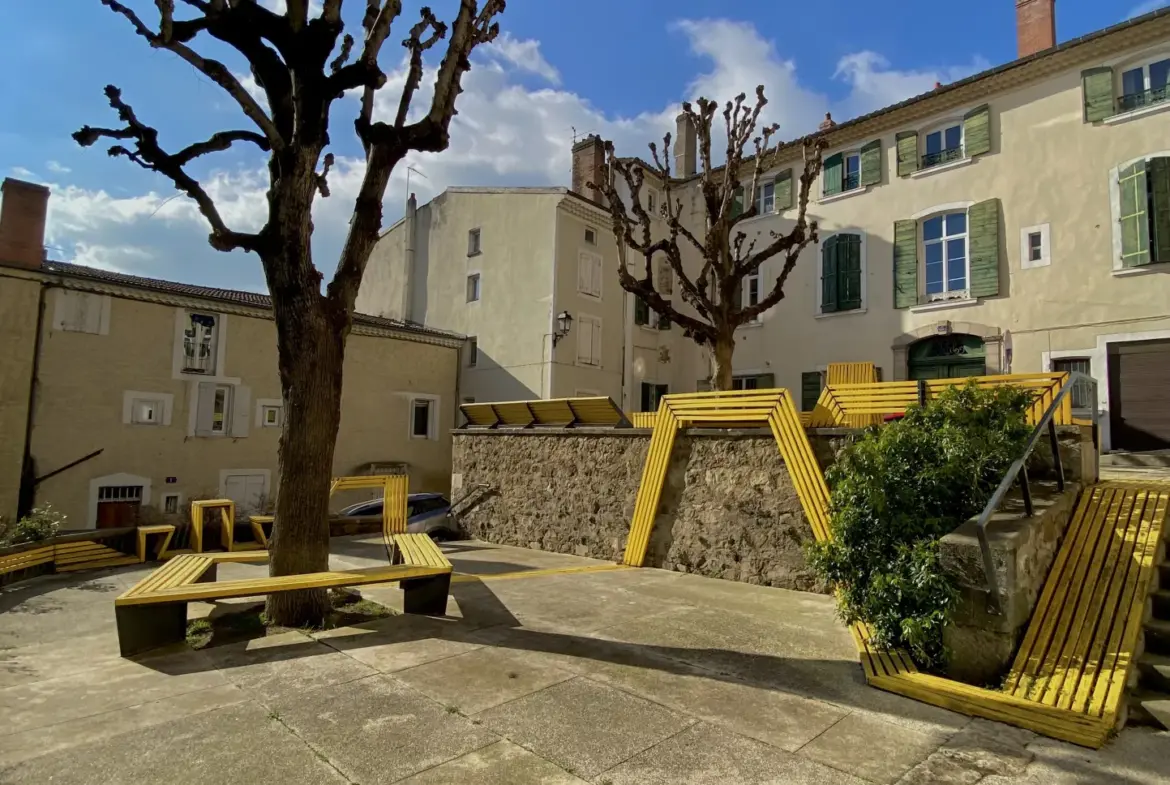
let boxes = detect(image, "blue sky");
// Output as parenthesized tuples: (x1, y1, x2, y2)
(0, 0, 1162, 295)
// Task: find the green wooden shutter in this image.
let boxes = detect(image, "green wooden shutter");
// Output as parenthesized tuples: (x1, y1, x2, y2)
(839, 234, 862, 310)
(657, 310, 672, 330)
(731, 186, 744, 217)
(895, 131, 918, 177)
(821, 237, 839, 312)
(774, 169, 793, 210)
(823, 153, 843, 196)
(1120, 160, 1151, 268)
(1082, 67, 1115, 123)
(860, 139, 881, 187)
(757, 373, 775, 390)
(801, 372, 823, 412)
(968, 198, 1001, 298)
(1150, 157, 1170, 263)
(893, 220, 918, 309)
(963, 105, 991, 158)
(634, 297, 649, 326)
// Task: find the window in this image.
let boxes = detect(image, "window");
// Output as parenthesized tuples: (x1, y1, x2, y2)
(640, 382, 669, 413)
(195, 382, 249, 437)
(647, 190, 657, 215)
(923, 123, 963, 169)
(756, 180, 774, 214)
(1119, 57, 1170, 113)
(132, 398, 163, 425)
(585, 228, 596, 245)
(820, 234, 863, 313)
(162, 493, 180, 515)
(1028, 233, 1043, 261)
(732, 373, 774, 391)
(53, 290, 109, 334)
(843, 153, 861, 191)
(181, 313, 218, 374)
(1052, 358, 1093, 411)
(743, 272, 760, 321)
(466, 273, 481, 303)
(468, 228, 481, 256)
(656, 258, 673, 295)
(801, 371, 825, 412)
(634, 297, 650, 327)
(822, 143, 878, 196)
(261, 405, 282, 427)
(923, 212, 968, 298)
(656, 305, 671, 331)
(1117, 156, 1170, 268)
(467, 337, 478, 367)
(577, 250, 603, 298)
(98, 485, 142, 502)
(410, 398, 436, 439)
(123, 390, 173, 426)
(576, 315, 602, 366)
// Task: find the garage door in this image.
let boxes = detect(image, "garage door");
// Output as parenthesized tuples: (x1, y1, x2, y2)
(1108, 339, 1170, 452)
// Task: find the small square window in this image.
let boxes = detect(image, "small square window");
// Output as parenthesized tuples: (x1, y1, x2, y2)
(1028, 232, 1043, 262)
(466, 273, 481, 303)
(163, 494, 180, 514)
(585, 228, 596, 245)
(467, 337, 478, 367)
(261, 405, 282, 427)
(411, 398, 434, 439)
(131, 399, 162, 425)
(468, 228, 481, 256)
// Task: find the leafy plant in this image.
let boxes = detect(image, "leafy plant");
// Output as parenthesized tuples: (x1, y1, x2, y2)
(1, 505, 66, 546)
(808, 382, 1033, 668)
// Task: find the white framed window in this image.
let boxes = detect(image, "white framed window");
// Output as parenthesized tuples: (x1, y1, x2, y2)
(262, 405, 281, 427)
(87, 473, 151, 528)
(195, 382, 250, 438)
(468, 227, 481, 256)
(585, 227, 596, 245)
(1051, 357, 1094, 412)
(576, 314, 602, 367)
(843, 152, 861, 191)
(133, 399, 161, 425)
(743, 271, 761, 322)
(755, 180, 775, 214)
(822, 149, 865, 196)
(181, 312, 219, 375)
(409, 396, 438, 440)
(1119, 57, 1170, 113)
(122, 390, 173, 426)
(922, 212, 968, 299)
(466, 273, 481, 303)
(577, 250, 603, 298)
(1020, 223, 1051, 269)
(162, 493, 181, 515)
(922, 122, 964, 169)
(467, 336, 478, 367)
(646, 190, 657, 215)
(52, 290, 110, 335)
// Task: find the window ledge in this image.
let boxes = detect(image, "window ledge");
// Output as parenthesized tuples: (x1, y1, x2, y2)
(1112, 262, 1170, 277)
(1102, 101, 1170, 126)
(909, 297, 979, 314)
(738, 320, 764, 329)
(909, 157, 973, 179)
(818, 187, 870, 205)
(815, 307, 867, 319)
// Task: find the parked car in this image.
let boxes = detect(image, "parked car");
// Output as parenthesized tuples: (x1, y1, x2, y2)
(336, 492, 458, 540)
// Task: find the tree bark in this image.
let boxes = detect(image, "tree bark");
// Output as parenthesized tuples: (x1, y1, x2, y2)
(711, 335, 735, 391)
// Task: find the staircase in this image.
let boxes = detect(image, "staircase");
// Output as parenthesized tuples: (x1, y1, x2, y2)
(448, 483, 494, 523)
(1132, 536, 1170, 729)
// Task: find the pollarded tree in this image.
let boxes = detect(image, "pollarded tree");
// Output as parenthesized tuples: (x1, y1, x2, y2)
(75, 0, 505, 626)
(590, 87, 826, 391)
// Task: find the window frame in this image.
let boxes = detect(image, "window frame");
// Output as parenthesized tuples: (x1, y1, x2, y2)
(1109, 152, 1170, 272)
(646, 189, 657, 216)
(1051, 357, 1094, 413)
(123, 390, 173, 426)
(1020, 223, 1051, 269)
(467, 336, 478, 367)
(209, 384, 232, 435)
(180, 312, 219, 375)
(639, 381, 669, 413)
(920, 210, 970, 301)
(466, 272, 482, 303)
(408, 395, 439, 440)
(822, 149, 865, 196)
(1118, 56, 1170, 114)
(467, 227, 481, 256)
(817, 232, 866, 316)
(261, 405, 282, 428)
(755, 180, 775, 214)
(743, 271, 761, 322)
(161, 493, 182, 515)
(921, 121, 965, 170)
(584, 227, 597, 245)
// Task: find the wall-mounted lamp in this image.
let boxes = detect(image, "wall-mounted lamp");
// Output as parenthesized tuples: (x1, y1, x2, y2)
(552, 310, 573, 348)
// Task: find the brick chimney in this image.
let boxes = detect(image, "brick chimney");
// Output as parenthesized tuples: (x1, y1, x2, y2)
(674, 112, 696, 178)
(571, 134, 606, 204)
(818, 112, 836, 131)
(0, 178, 49, 270)
(1017, 0, 1056, 58)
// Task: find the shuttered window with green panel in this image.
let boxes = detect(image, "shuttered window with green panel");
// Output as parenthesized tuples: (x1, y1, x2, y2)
(820, 234, 863, 313)
(634, 296, 650, 326)
(1120, 156, 1170, 267)
(896, 132, 918, 177)
(1081, 67, 1115, 122)
(892, 220, 919, 308)
(774, 169, 794, 210)
(963, 105, 991, 158)
(731, 186, 745, 218)
(967, 198, 1001, 298)
(823, 142, 879, 195)
(801, 371, 825, 412)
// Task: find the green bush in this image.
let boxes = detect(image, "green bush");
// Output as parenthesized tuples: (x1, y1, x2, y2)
(0, 504, 66, 546)
(807, 382, 1034, 669)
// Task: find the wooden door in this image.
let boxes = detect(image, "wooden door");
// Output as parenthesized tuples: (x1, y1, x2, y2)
(96, 501, 140, 529)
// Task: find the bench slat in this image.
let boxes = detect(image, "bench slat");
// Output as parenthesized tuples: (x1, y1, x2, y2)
(392, 533, 450, 570)
(123, 554, 208, 598)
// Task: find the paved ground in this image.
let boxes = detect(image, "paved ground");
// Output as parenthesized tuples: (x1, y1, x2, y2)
(0, 537, 1166, 784)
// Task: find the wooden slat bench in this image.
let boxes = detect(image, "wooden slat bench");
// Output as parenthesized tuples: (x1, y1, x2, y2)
(136, 524, 176, 562)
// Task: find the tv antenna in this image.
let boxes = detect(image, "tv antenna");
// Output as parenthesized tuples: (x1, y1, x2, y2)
(405, 165, 428, 207)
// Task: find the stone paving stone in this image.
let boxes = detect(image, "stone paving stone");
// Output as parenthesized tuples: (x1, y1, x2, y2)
(0, 630, 124, 689)
(600, 722, 869, 785)
(394, 645, 576, 714)
(271, 674, 499, 785)
(475, 676, 695, 779)
(396, 739, 590, 784)
(313, 614, 485, 673)
(797, 711, 944, 784)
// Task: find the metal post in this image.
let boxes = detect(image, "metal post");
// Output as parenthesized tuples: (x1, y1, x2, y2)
(917, 379, 928, 407)
(1047, 418, 1065, 492)
(1020, 464, 1034, 517)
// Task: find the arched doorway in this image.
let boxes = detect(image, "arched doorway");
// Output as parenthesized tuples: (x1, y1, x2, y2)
(907, 334, 987, 380)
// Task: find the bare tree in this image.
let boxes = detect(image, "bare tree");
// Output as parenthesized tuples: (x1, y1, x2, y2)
(590, 87, 826, 391)
(75, 0, 504, 626)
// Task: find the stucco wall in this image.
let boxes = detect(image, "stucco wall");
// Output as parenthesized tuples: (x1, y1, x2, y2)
(452, 429, 827, 592)
(0, 275, 41, 520)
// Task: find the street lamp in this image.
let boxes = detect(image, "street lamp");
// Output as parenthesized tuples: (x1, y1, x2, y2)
(552, 311, 573, 347)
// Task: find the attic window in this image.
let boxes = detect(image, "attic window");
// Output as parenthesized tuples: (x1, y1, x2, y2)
(182, 313, 218, 374)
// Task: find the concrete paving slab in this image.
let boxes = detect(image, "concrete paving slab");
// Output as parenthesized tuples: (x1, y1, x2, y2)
(0, 630, 124, 689)
(271, 673, 498, 785)
(394, 645, 576, 715)
(395, 739, 590, 784)
(0, 683, 248, 767)
(314, 614, 486, 673)
(475, 676, 695, 778)
(0, 699, 348, 785)
(630, 569, 836, 619)
(201, 629, 377, 703)
(599, 721, 868, 785)
(797, 711, 944, 784)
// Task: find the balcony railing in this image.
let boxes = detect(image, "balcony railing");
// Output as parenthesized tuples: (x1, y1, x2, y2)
(921, 146, 964, 169)
(1118, 85, 1169, 113)
(842, 173, 860, 191)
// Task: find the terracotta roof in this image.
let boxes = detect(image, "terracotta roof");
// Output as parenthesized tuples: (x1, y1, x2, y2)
(39, 260, 464, 342)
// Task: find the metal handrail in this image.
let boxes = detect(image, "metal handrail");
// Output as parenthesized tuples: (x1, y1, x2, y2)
(973, 372, 1098, 615)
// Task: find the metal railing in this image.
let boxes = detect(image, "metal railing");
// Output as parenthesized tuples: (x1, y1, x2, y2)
(1118, 86, 1169, 113)
(973, 372, 1098, 616)
(921, 146, 964, 169)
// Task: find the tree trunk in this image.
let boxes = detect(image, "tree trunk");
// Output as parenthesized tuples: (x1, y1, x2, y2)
(265, 307, 346, 627)
(711, 334, 735, 391)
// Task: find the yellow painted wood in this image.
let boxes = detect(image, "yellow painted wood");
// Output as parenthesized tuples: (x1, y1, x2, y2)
(0, 546, 55, 574)
(189, 499, 235, 553)
(120, 554, 212, 599)
(630, 412, 656, 428)
(207, 550, 270, 564)
(459, 396, 629, 428)
(383, 476, 408, 536)
(136, 525, 176, 562)
(622, 408, 680, 566)
(58, 556, 141, 572)
(249, 516, 272, 548)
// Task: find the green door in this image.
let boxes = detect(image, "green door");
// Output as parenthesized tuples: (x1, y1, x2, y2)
(907, 334, 987, 381)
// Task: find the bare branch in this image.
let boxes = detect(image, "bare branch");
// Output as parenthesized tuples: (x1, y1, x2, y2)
(174, 129, 270, 165)
(330, 34, 355, 75)
(315, 153, 336, 197)
(396, 8, 447, 128)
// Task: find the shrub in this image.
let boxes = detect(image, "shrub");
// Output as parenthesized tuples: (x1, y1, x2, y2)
(807, 382, 1034, 669)
(2, 505, 67, 546)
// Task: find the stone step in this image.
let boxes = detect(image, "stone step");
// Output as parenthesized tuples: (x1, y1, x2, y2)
(1144, 618, 1170, 656)
(1138, 652, 1170, 692)
(1154, 589, 1170, 620)
(1100, 450, 1170, 469)
(1127, 689, 1170, 730)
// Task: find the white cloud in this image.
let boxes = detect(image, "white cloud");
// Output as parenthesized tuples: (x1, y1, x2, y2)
(483, 33, 561, 85)
(10, 166, 35, 179)
(46, 161, 71, 174)
(833, 51, 991, 120)
(70, 243, 154, 275)
(1128, 0, 1169, 19)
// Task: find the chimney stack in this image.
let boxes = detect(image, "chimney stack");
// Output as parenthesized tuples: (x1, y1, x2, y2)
(818, 112, 836, 131)
(674, 112, 696, 178)
(1016, 0, 1056, 59)
(0, 178, 49, 270)
(571, 134, 606, 204)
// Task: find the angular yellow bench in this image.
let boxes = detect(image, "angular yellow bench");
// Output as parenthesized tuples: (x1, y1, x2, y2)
(114, 535, 452, 657)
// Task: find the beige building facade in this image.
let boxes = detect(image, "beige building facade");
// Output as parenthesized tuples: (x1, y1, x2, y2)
(0, 179, 463, 529)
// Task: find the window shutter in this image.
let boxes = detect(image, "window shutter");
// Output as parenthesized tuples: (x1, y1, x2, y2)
(968, 198, 1001, 298)
(657, 258, 673, 295)
(757, 373, 775, 389)
(895, 132, 918, 177)
(893, 220, 918, 309)
(576, 319, 593, 364)
(657, 309, 672, 331)
(1081, 67, 1115, 123)
(859, 139, 881, 187)
(821, 237, 839, 313)
(577, 252, 592, 292)
(1119, 160, 1152, 268)
(774, 169, 793, 210)
(634, 297, 650, 326)
(731, 187, 744, 217)
(840, 234, 862, 310)
(823, 153, 843, 196)
(591, 254, 604, 298)
(963, 105, 991, 158)
(231, 385, 251, 438)
(640, 382, 652, 412)
(195, 382, 217, 436)
(591, 319, 602, 366)
(1149, 157, 1170, 264)
(801, 372, 823, 412)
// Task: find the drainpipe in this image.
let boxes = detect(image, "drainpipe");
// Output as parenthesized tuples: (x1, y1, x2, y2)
(17, 282, 48, 519)
(403, 193, 417, 322)
(621, 239, 634, 411)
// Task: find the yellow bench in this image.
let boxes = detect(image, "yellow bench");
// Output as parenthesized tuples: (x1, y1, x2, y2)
(136, 524, 176, 562)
